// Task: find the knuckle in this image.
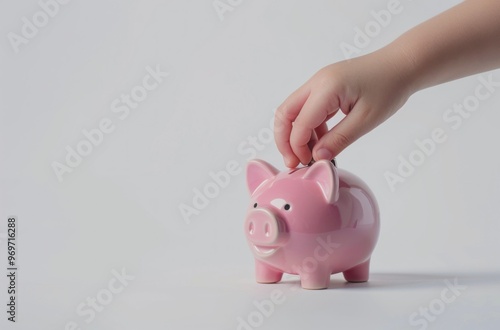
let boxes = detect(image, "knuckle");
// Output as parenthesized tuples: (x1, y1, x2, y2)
(291, 127, 311, 146)
(316, 67, 341, 90)
(276, 102, 295, 120)
(274, 111, 287, 132)
(330, 132, 351, 150)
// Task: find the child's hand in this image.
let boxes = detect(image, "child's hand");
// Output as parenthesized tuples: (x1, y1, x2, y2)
(274, 0, 500, 168)
(274, 50, 413, 168)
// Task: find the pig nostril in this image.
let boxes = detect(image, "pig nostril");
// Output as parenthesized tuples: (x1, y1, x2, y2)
(264, 223, 270, 237)
(249, 222, 254, 235)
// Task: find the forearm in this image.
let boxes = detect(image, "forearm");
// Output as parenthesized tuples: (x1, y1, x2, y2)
(385, 0, 500, 93)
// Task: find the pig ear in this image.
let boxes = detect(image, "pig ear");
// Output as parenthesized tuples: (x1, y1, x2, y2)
(246, 159, 279, 195)
(302, 160, 339, 203)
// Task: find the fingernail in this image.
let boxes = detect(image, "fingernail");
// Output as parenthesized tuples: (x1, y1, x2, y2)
(315, 148, 333, 160)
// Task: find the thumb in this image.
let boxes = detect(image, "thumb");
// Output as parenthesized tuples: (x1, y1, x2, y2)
(312, 107, 369, 160)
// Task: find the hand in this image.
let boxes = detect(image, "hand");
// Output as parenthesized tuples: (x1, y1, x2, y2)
(274, 49, 415, 168)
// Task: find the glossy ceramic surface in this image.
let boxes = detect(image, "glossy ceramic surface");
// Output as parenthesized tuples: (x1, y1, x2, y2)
(244, 159, 380, 289)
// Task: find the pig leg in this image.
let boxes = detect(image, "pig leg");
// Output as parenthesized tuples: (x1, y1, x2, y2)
(299, 267, 331, 290)
(343, 259, 370, 283)
(255, 259, 283, 283)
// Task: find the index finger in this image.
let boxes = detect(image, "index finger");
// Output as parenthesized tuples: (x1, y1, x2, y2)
(274, 86, 310, 167)
(290, 89, 341, 164)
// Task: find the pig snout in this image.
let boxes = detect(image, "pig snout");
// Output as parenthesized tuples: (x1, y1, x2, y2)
(245, 208, 288, 252)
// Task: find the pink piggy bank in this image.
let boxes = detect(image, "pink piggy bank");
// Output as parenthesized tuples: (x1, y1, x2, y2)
(244, 159, 380, 290)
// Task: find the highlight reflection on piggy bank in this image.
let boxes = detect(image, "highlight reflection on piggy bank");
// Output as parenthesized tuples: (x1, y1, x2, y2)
(244, 159, 380, 290)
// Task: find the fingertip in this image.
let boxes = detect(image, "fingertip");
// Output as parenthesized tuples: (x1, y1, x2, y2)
(283, 155, 299, 168)
(299, 153, 313, 167)
(314, 148, 333, 161)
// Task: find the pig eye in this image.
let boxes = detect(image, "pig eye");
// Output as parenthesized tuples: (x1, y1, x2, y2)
(253, 203, 258, 208)
(284, 204, 291, 211)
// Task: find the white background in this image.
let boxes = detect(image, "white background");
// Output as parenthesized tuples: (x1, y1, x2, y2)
(1, 0, 500, 329)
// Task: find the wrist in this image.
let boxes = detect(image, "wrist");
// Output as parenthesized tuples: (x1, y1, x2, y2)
(360, 41, 420, 109)
(377, 39, 422, 97)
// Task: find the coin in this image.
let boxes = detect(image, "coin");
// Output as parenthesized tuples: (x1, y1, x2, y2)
(307, 158, 337, 167)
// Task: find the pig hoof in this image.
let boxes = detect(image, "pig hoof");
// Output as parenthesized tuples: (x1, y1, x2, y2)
(254, 259, 283, 283)
(300, 275, 330, 290)
(255, 271, 283, 284)
(301, 284, 328, 290)
(346, 279, 368, 283)
(343, 259, 370, 283)
(256, 279, 280, 284)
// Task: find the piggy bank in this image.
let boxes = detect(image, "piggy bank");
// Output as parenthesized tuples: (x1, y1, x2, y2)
(244, 159, 380, 290)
